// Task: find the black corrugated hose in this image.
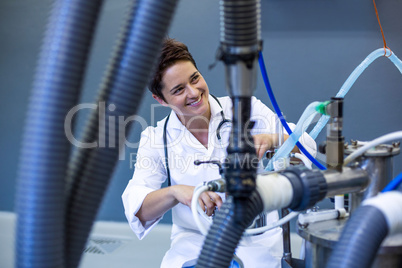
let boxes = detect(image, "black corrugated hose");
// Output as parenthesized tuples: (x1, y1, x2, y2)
(64, 0, 179, 267)
(326, 205, 389, 268)
(220, 0, 260, 47)
(14, 1, 103, 268)
(196, 1, 262, 267)
(196, 191, 264, 267)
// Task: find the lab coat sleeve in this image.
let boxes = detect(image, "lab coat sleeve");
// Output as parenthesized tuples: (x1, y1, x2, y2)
(122, 126, 167, 240)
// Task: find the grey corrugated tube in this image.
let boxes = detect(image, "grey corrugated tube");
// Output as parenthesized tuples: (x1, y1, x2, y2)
(15, 0, 103, 267)
(196, 192, 264, 267)
(64, 0, 179, 267)
(326, 205, 388, 268)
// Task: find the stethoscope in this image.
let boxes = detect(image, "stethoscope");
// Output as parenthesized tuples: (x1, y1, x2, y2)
(163, 95, 231, 186)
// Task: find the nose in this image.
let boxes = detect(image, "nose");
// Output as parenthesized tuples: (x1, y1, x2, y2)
(186, 84, 199, 98)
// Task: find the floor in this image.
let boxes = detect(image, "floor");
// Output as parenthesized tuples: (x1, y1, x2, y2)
(0, 211, 302, 268)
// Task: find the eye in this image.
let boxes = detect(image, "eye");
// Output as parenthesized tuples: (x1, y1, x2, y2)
(191, 74, 200, 83)
(173, 87, 184, 95)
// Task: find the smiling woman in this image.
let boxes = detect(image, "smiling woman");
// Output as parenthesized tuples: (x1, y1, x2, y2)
(121, 38, 317, 268)
(154, 60, 211, 134)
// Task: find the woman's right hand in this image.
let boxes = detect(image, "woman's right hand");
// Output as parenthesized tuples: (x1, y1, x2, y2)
(171, 185, 223, 216)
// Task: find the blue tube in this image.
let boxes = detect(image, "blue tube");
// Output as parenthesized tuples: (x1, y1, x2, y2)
(382, 172, 402, 192)
(309, 48, 402, 140)
(266, 102, 320, 171)
(308, 114, 330, 140)
(258, 52, 326, 170)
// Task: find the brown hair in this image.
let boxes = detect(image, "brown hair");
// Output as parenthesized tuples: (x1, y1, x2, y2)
(148, 38, 197, 101)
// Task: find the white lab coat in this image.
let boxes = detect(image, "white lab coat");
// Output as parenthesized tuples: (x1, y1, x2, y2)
(122, 95, 317, 268)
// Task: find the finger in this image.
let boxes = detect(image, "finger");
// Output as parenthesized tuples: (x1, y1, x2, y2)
(200, 193, 216, 216)
(198, 199, 205, 212)
(207, 192, 223, 209)
(256, 144, 268, 160)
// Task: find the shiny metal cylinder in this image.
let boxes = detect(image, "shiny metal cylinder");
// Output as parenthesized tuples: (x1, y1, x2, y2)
(298, 143, 401, 268)
(323, 167, 369, 197)
(326, 98, 344, 171)
(298, 219, 402, 268)
(345, 142, 400, 213)
(326, 137, 344, 171)
(349, 155, 394, 213)
(225, 60, 257, 97)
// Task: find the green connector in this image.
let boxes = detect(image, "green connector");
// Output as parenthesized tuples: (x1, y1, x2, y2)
(316, 101, 331, 115)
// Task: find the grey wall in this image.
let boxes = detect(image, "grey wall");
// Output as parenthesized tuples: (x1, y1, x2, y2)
(0, 0, 401, 224)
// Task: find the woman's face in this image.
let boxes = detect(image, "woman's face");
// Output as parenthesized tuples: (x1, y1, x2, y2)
(154, 60, 210, 123)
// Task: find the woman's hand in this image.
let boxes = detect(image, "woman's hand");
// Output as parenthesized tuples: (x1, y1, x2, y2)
(253, 133, 299, 160)
(253, 133, 278, 160)
(198, 190, 223, 216)
(171, 185, 223, 216)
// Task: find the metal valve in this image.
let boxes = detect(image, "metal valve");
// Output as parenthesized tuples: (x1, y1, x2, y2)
(194, 160, 223, 175)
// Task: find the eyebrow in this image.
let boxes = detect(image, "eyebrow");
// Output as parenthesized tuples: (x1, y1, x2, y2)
(169, 71, 199, 93)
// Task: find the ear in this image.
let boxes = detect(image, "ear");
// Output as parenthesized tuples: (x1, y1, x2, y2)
(152, 94, 168, 106)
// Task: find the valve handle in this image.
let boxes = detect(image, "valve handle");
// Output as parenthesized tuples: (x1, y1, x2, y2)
(194, 160, 223, 174)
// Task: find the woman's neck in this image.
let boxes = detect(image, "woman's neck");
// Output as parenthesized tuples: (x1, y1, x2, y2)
(177, 107, 211, 148)
(177, 103, 211, 131)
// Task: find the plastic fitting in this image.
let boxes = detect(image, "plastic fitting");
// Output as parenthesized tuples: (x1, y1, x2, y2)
(280, 167, 327, 211)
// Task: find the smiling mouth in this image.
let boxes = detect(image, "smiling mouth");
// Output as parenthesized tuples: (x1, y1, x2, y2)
(187, 95, 202, 106)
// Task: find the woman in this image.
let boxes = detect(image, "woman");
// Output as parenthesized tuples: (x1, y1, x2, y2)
(122, 38, 317, 267)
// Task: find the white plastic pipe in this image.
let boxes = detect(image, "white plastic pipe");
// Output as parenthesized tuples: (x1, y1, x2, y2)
(343, 131, 402, 166)
(191, 184, 212, 235)
(298, 208, 348, 225)
(255, 173, 294, 211)
(244, 211, 300, 236)
(363, 191, 402, 234)
(192, 173, 295, 237)
(334, 195, 344, 210)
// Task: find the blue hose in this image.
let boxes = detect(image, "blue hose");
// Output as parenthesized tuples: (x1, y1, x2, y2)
(258, 52, 326, 170)
(309, 48, 402, 140)
(266, 102, 320, 171)
(382, 172, 402, 192)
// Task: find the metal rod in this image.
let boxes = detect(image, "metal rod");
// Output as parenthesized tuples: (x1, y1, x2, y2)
(281, 208, 292, 264)
(324, 167, 370, 197)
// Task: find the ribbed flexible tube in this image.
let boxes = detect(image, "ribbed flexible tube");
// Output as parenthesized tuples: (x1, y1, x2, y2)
(258, 51, 326, 170)
(220, 0, 261, 46)
(266, 102, 320, 171)
(64, 0, 178, 267)
(196, 192, 264, 268)
(14, 1, 102, 268)
(326, 205, 388, 268)
(309, 48, 402, 140)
